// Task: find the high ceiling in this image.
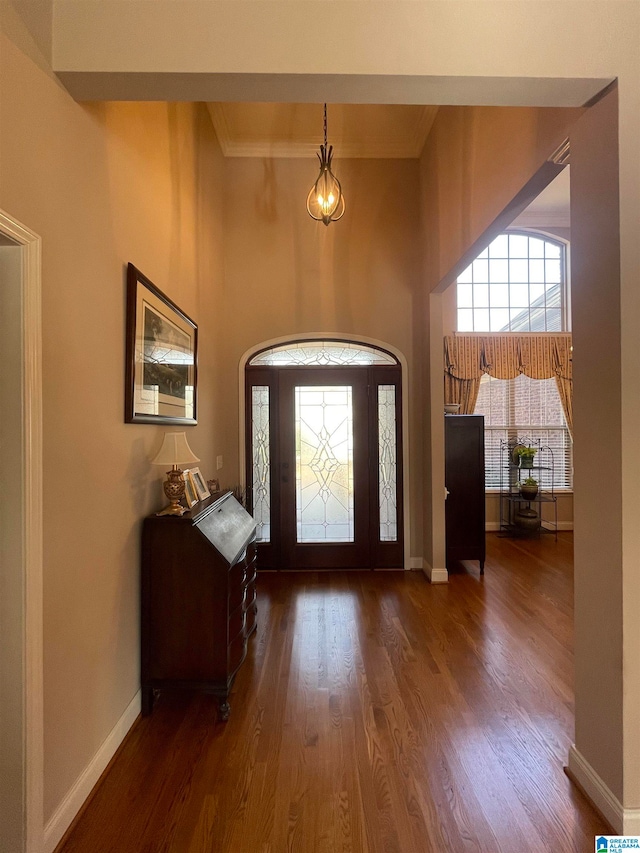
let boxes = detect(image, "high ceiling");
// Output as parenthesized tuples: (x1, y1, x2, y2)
(513, 167, 570, 228)
(207, 103, 439, 159)
(206, 101, 570, 226)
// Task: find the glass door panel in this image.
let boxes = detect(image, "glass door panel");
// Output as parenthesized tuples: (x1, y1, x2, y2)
(251, 385, 271, 542)
(279, 368, 369, 568)
(378, 384, 398, 542)
(295, 386, 354, 543)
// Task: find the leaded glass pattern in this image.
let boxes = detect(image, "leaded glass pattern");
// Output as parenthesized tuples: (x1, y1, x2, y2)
(378, 385, 398, 541)
(295, 386, 354, 543)
(251, 386, 270, 542)
(250, 341, 397, 367)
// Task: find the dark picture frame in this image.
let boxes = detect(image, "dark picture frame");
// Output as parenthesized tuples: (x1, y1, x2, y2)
(125, 263, 198, 424)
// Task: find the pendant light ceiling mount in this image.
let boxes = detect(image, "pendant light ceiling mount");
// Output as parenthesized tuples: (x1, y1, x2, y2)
(306, 103, 345, 226)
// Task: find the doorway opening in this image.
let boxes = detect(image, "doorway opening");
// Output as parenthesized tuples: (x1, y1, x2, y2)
(244, 339, 404, 570)
(0, 210, 43, 853)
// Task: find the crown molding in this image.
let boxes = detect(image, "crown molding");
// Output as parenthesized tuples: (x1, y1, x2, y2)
(207, 103, 438, 159)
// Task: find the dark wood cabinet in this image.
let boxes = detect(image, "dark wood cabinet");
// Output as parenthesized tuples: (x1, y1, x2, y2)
(141, 491, 257, 721)
(445, 414, 486, 574)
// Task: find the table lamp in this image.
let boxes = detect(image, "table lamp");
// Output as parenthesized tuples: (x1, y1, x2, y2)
(151, 432, 200, 516)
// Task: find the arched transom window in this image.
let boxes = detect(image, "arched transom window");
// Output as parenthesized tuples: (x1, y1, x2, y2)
(249, 340, 398, 367)
(457, 232, 567, 333)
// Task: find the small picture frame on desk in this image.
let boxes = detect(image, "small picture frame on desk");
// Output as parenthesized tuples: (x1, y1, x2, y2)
(182, 470, 199, 508)
(190, 467, 210, 500)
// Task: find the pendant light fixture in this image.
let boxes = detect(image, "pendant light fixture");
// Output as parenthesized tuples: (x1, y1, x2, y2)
(306, 103, 345, 226)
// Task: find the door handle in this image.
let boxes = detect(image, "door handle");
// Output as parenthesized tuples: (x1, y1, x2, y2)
(445, 487, 450, 499)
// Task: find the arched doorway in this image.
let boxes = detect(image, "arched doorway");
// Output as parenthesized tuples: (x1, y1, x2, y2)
(245, 340, 403, 570)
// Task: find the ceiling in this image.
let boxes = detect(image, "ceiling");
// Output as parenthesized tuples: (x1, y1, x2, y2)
(206, 101, 570, 226)
(512, 167, 570, 228)
(207, 103, 439, 159)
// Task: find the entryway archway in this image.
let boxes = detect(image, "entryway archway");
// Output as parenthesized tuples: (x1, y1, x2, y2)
(244, 339, 404, 570)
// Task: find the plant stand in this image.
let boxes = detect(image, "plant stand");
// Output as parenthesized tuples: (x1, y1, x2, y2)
(499, 438, 558, 540)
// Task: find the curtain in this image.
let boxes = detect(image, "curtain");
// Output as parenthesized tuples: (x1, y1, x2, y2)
(444, 333, 573, 434)
(555, 375, 573, 435)
(444, 374, 482, 415)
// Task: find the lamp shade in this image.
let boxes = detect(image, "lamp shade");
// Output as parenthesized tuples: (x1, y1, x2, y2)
(151, 432, 200, 466)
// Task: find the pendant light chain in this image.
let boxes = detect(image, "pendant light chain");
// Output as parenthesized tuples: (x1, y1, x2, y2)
(324, 103, 328, 149)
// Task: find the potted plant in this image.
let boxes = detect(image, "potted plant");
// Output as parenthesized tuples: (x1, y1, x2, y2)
(514, 445, 537, 469)
(520, 476, 538, 500)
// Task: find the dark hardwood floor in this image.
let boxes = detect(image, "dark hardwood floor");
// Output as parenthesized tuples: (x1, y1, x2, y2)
(57, 532, 609, 852)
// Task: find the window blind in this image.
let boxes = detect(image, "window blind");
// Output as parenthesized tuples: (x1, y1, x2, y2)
(474, 373, 573, 490)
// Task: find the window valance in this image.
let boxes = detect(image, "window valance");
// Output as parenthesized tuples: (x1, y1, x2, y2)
(444, 333, 572, 381)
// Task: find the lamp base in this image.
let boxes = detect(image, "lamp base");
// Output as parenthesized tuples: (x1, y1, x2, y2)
(156, 503, 187, 517)
(156, 467, 187, 516)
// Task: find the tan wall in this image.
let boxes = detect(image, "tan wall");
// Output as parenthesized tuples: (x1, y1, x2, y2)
(422, 292, 445, 574)
(220, 156, 424, 556)
(420, 106, 581, 293)
(485, 493, 573, 530)
(0, 31, 225, 821)
(571, 88, 624, 800)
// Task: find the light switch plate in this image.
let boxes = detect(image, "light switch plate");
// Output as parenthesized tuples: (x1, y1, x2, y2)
(216, 455, 223, 470)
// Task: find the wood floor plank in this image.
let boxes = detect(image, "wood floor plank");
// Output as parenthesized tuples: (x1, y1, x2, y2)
(56, 533, 610, 853)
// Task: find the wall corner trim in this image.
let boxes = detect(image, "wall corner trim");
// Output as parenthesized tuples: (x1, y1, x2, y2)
(423, 561, 448, 584)
(566, 744, 638, 834)
(44, 691, 141, 853)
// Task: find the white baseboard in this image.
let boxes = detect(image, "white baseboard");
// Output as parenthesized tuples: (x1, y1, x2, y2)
(44, 690, 141, 852)
(422, 560, 448, 583)
(485, 522, 573, 532)
(409, 557, 422, 570)
(566, 744, 640, 834)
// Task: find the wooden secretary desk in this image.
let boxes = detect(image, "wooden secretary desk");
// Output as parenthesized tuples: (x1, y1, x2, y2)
(141, 491, 257, 721)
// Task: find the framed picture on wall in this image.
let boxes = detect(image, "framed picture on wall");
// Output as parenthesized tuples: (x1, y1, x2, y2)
(125, 263, 198, 424)
(190, 467, 211, 500)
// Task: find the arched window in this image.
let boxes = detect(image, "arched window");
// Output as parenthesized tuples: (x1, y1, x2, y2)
(456, 232, 572, 491)
(457, 231, 567, 333)
(249, 340, 398, 366)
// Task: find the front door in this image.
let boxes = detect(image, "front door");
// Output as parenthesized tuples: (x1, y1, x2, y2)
(279, 367, 369, 568)
(246, 359, 403, 570)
